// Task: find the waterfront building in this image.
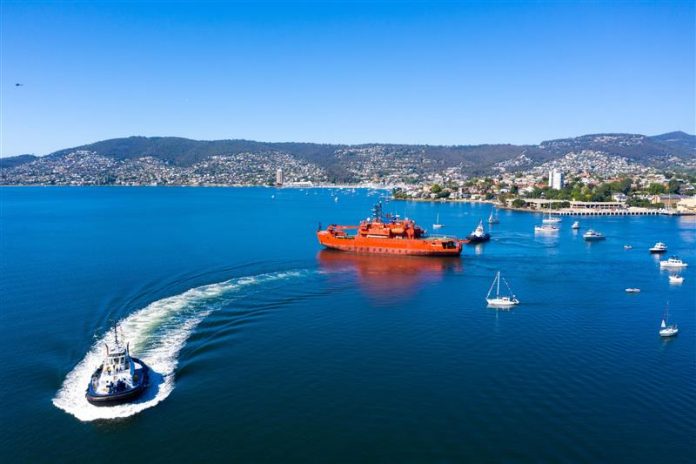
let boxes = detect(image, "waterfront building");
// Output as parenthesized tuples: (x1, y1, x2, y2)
(276, 168, 284, 186)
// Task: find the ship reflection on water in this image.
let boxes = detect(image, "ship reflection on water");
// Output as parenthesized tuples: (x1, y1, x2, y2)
(317, 249, 462, 303)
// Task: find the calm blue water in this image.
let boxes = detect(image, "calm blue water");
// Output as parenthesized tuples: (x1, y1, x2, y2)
(1, 187, 694, 463)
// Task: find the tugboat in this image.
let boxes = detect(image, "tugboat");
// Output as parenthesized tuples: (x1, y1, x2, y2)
(86, 328, 149, 406)
(317, 203, 464, 256)
(466, 220, 491, 243)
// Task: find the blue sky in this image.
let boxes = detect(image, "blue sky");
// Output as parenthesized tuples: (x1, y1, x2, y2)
(1, 0, 694, 156)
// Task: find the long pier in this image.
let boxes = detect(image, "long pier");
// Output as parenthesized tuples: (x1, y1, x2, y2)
(500, 206, 695, 217)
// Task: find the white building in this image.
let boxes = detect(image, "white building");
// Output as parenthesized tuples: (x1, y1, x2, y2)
(548, 169, 564, 190)
(276, 168, 284, 186)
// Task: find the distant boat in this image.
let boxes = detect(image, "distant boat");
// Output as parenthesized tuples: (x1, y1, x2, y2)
(583, 229, 605, 241)
(649, 242, 667, 253)
(668, 275, 684, 284)
(659, 304, 678, 337)
(466, 220, 490, 243)
(432, 213, 443, 230)
(534, 224, 559, 234)
(488, 208, 500, 224)
(571, 221, 580, 230)
(334, 196, 339, 203)
(624, 245, 633, 250)
(659, 256, 688, 268)
(625, 288, 641, 293)
(486, 271, 519, 307)
(543, 216, 562, 224)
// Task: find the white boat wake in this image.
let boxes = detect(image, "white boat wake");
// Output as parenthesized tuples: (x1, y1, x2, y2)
(53, 270, 307, 422)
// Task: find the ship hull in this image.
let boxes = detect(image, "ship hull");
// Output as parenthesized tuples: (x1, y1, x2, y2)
(466, 234, 490, 244)
(317, 232, 463, 256)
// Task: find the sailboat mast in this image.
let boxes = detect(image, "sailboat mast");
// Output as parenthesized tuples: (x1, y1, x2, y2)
(496, 271, 500, 297)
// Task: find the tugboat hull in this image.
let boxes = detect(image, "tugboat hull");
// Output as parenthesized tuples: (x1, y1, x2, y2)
(86, 358, 149, 406)
(466, 234, 490, 244)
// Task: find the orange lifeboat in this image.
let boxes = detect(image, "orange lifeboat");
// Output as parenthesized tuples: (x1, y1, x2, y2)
(317, 203, 466, 257)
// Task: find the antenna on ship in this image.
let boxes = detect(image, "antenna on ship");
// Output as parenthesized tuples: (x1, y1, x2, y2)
(373, 202, 383, 221)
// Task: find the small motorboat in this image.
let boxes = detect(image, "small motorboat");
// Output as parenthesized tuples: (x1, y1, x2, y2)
(649, 242, 667, 253)
(486, 271, 519, 307)
(660, 256, 688, 269)
(583, 229, 606, 241)
(659, 305, 678, 338)
(534, 224, 559, 234)
(86, 329, 149, 406)
(624, 245, 633, 250)
(466, 220, 491, 243)
(625, 288, 641, 293)
(571, 221, 580, 230)
(669, 275, 684, 284)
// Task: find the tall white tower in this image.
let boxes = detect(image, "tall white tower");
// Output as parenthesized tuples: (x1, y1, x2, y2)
(276, 168, 284, 186)
(549, 169, 564, 190)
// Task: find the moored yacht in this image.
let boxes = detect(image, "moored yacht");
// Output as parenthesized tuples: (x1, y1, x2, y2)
(432, 213, 443, 230)
(659, 256, 688, 268)
(486, 271, 519, 307)
(583, 229, 605, 241)
(534, 224, 559, 234)
(571, 221, 580, 230)
(488, 208, 500, 224)
(669, 275, 684, 284)
(86, 329, 149, 406)
(542, 216, 562, 224)
(659, 305, 678, 338)
(649, 242, 667, 253)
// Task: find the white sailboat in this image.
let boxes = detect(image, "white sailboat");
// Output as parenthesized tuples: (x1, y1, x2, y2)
(486, 271, 520, 307)
(659, 304, 678, 337)
(488, 208, 500, 224)
(432, 213, 443, 229)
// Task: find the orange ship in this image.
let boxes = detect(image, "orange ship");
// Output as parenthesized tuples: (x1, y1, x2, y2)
(317, 203, 465, 256)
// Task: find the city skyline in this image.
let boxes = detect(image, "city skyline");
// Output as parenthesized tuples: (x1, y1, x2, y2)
(2, 0, 694, 156)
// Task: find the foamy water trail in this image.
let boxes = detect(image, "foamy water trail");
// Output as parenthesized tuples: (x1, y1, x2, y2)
(53, 270, 307, 421)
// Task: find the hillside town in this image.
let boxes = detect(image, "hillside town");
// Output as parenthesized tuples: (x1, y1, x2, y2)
(392, 154, 696, 215)
(1, 146, 695, 214)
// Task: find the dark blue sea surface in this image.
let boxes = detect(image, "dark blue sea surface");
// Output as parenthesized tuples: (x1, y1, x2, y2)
(1, 187, 694, 462)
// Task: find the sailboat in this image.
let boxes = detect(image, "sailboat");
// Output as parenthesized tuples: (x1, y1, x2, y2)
(542, 201, 561, 224)
(486, 271, 520, 307)
(488, 208, 500, 224)
(659, 304, 678, 337)
(432, 213, 443, 229)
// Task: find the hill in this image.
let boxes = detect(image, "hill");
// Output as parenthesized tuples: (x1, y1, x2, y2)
(1, 132, 694, 185)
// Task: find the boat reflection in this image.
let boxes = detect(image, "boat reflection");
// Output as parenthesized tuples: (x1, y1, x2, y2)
(317, 249, 461, 302)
